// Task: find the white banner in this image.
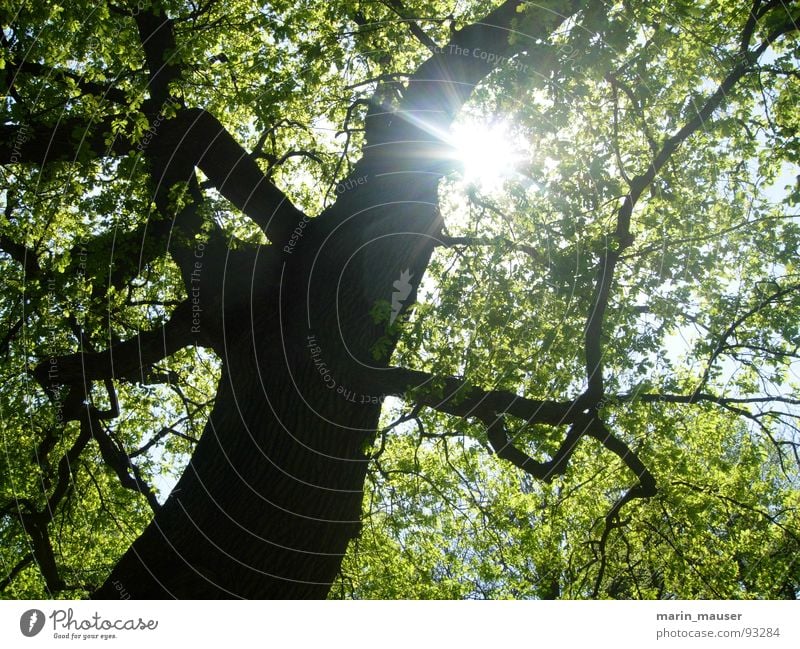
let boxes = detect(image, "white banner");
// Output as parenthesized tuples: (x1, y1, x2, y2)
(1, 600, 797, 648)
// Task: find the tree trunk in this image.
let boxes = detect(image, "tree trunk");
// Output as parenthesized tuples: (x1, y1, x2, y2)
(94, 173, 442, 598)
(93, 0, 581, 599)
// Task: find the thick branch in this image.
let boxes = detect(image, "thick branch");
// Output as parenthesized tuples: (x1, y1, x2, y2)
(93, 421, 161, 513)
(131, 426, 198, 458)
(19, 514, 65, 594)
(361, 0, 583, 164)
(133, 9, 181, 105)
(585, 420, 657, 596)
(32, 301, 200, 388)
(586, 421, 656, 496)
(371, 366, 578, 426)
(398, 0, 580, 124)
(486, 416, 587, 482)
(161, 109, 308, 243)
(3, 106, 308, 245)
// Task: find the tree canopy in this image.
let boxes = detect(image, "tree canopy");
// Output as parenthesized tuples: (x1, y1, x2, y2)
(1, 0, 799, 599)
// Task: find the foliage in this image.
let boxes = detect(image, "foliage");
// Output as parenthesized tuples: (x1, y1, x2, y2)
(1, 0, 799, 598)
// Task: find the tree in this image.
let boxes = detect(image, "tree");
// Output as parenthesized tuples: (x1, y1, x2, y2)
(1, 0, 798, 599)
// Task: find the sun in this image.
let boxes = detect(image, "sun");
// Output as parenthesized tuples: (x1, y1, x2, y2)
(449, 118, 523, 189)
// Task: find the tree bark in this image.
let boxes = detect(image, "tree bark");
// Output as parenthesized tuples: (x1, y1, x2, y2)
(94, 173, 443, 598)
(92, 0, 584, 599)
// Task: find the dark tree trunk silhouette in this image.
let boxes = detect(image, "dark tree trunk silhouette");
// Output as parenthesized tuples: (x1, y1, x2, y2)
(85, 0, 584, 598)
